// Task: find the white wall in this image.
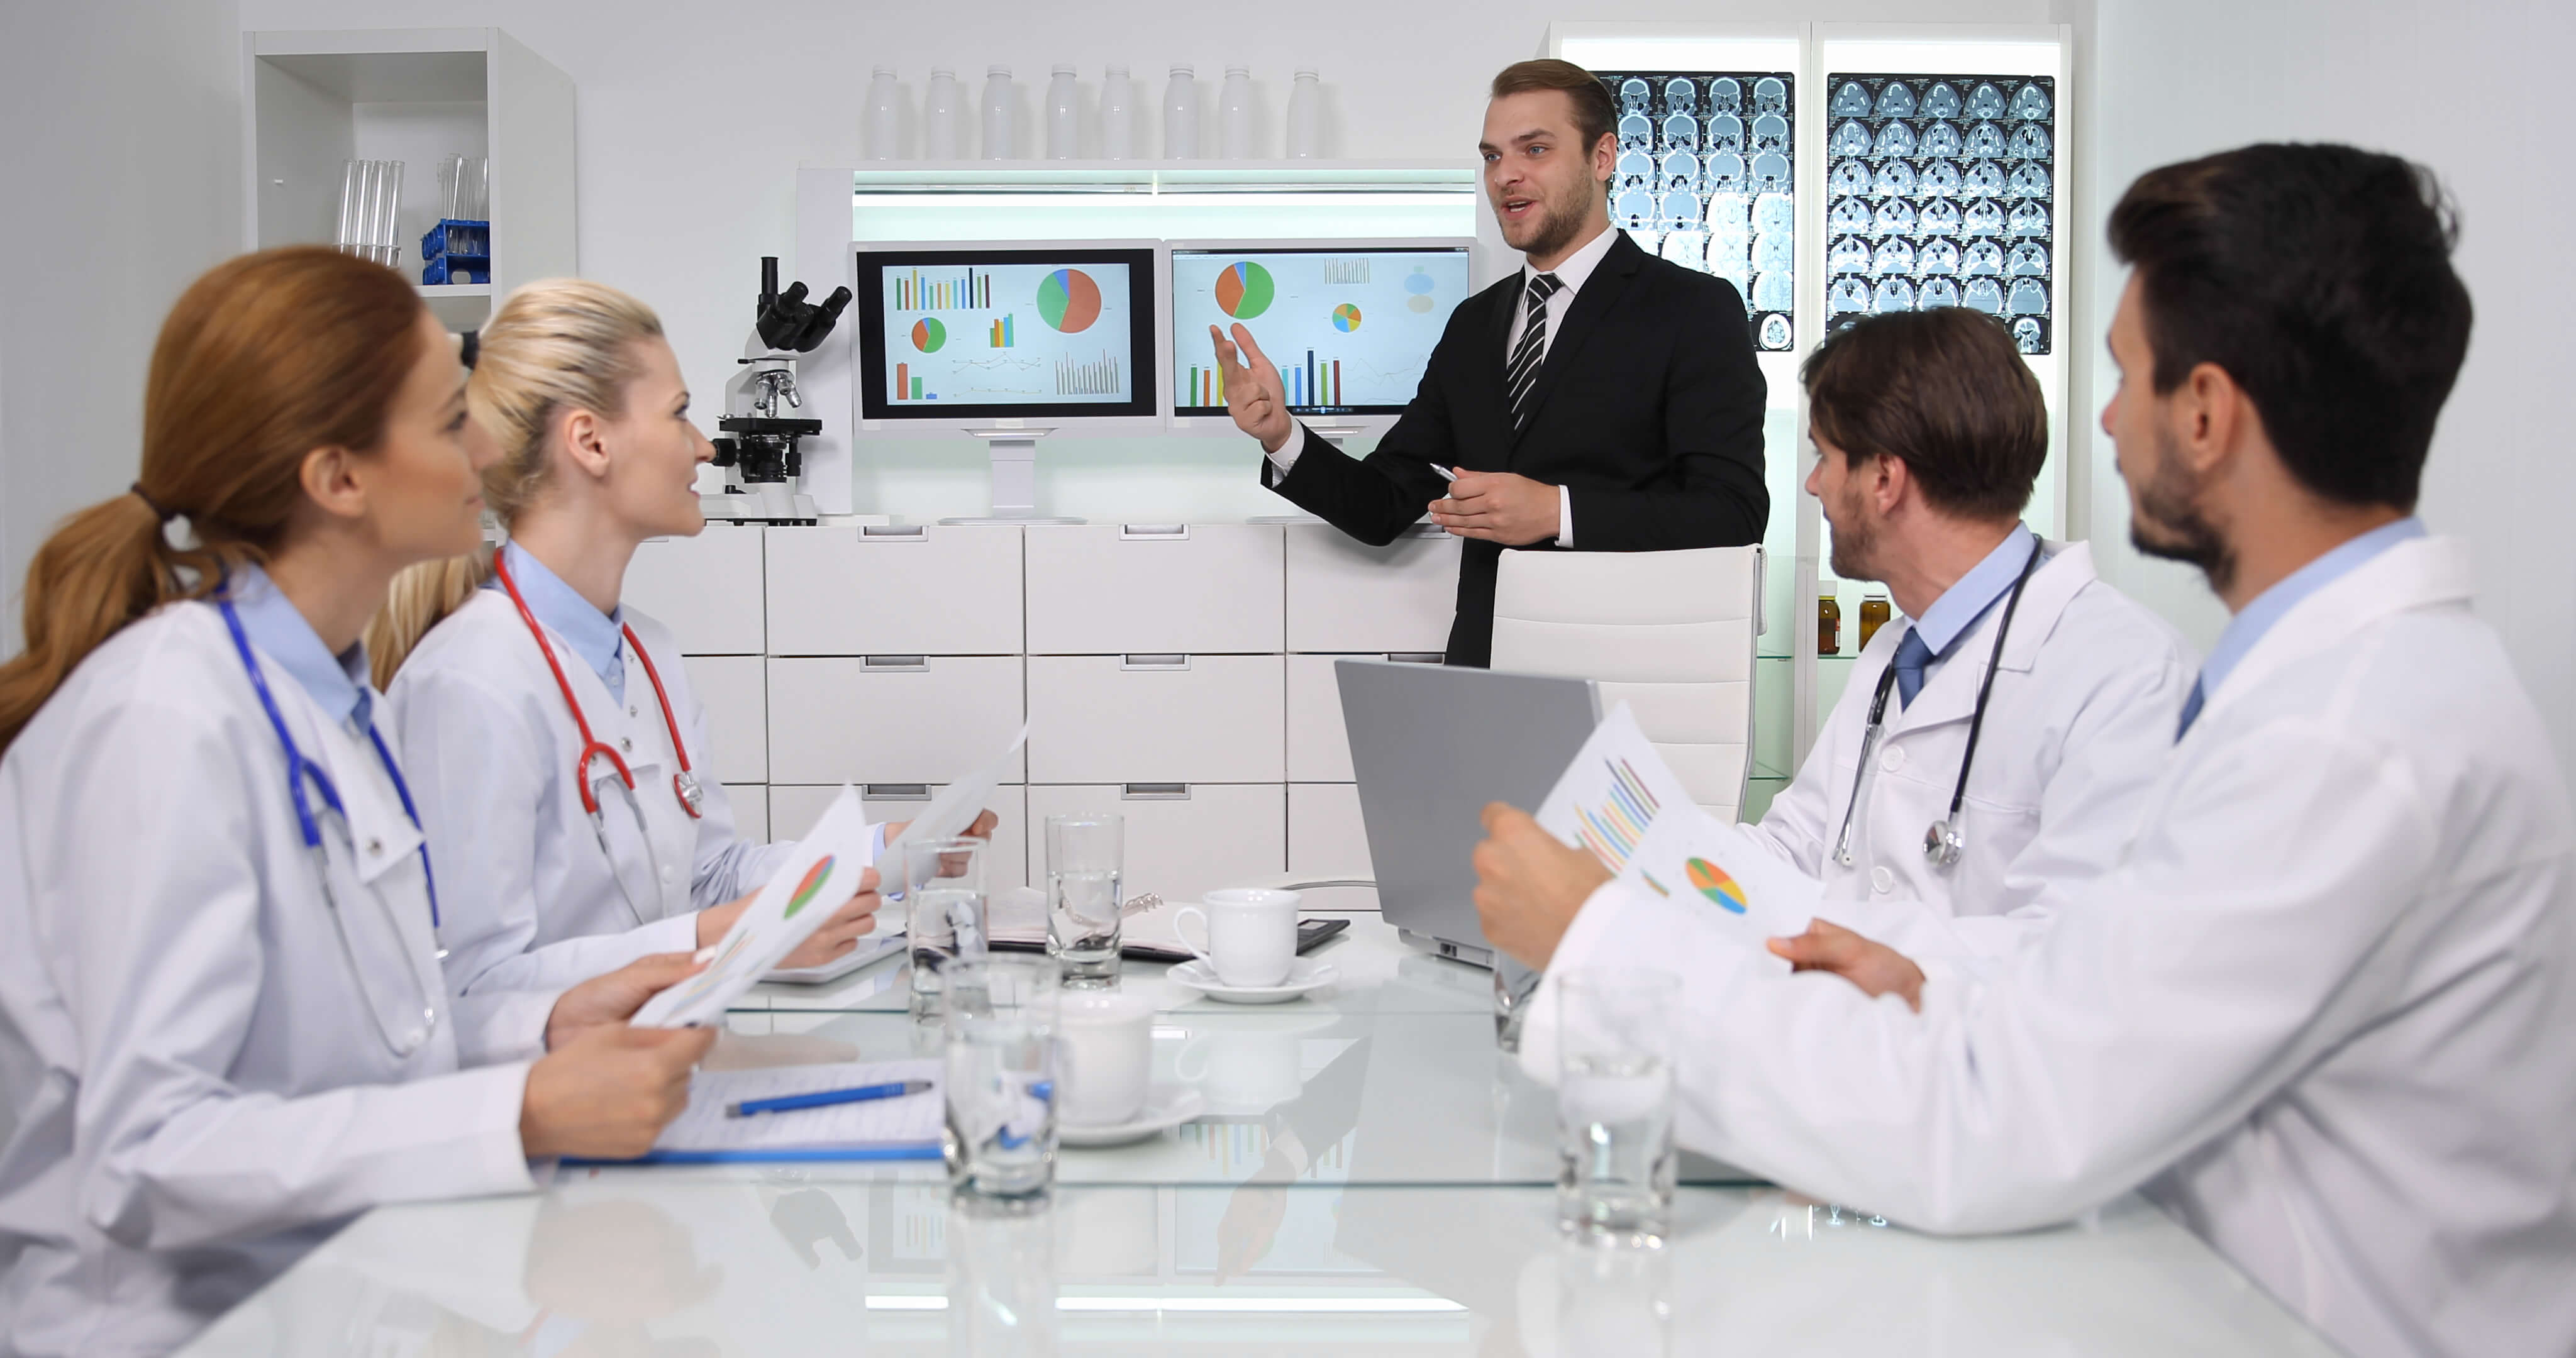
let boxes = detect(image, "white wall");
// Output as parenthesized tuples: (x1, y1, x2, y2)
(230, 0, 2051, 520)
(0, 0, 244, 652)
(2080, 0, 2576, 778)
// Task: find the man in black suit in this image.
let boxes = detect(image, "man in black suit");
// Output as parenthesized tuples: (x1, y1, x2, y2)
(1210, 58, 1769, 666)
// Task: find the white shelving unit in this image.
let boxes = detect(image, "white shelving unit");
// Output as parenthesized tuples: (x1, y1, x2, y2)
(240, 26, 576, 329)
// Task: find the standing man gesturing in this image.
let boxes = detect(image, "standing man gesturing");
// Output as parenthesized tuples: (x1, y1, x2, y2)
(1211, 59, 1768, 666)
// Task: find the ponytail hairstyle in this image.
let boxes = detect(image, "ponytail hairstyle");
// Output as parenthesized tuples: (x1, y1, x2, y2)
(0, 247, 426, 755)
(368, 279, 667, 688)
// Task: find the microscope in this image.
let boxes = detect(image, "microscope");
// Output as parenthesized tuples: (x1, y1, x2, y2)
(705, 257, 852, 524)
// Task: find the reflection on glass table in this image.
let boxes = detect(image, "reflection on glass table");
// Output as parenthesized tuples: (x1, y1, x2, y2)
(174, 1179, 2336, 1356)
(734, 915, 1498, 1018)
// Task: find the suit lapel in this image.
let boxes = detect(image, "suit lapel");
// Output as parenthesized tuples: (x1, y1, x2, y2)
(1509, 230, 1644, 449)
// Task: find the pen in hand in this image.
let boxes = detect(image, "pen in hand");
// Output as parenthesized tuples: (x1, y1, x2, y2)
(726, 1079, 936, 1118)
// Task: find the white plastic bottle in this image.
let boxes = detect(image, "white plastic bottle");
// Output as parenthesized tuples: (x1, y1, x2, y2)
(864, 66, 901, 160)
(981, 65, 1015, 160)
(1099, 65, 1136, 160)
(1284, 68, 1320, 158)
(1163, 65, 1199, 159)
(923, 68, 963, 159)
(1045, 65, 1079, 160)
(1219, 66, 1255, 159)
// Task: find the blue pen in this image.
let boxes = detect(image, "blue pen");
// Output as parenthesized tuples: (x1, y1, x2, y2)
(726, 1079, 935, 1118)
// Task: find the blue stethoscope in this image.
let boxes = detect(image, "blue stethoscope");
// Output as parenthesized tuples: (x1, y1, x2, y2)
(218, 592, 441, 1058)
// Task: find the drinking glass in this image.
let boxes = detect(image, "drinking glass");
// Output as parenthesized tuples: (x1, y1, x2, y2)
(1556, 969, 1680, 1245)
(942, 958, 1059, 1201)
(904, 836, 988, 1021)
(1045, 814, 1123, 988)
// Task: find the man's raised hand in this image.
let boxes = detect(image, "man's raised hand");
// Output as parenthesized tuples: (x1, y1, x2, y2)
(1209, 323, 1294, 455)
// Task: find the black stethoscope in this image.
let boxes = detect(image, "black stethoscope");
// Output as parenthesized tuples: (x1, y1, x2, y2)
(219, 591, 441, 1058)
(1831, 536, 2045, 873)
(491, 548, 703, 924)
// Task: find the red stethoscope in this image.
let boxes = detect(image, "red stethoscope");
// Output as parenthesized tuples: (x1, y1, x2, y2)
(492, 548, 706, 834)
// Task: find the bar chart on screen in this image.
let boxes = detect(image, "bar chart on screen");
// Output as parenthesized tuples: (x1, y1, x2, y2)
(879, 258, 1136, 405)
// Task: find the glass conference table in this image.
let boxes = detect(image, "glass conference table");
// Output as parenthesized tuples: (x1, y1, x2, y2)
(177, 920, 2334, 1354)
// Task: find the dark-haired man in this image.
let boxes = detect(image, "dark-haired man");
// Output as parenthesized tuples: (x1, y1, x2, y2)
(1211, 58, 1767, 666)
(1738, 307, 2189, 936)
(1472, 143, 2576, 1356)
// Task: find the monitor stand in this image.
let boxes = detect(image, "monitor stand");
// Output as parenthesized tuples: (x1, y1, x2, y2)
(941, 427, 1084, 526)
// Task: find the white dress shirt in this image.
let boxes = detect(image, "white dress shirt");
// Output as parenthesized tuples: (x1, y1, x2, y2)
(1268, 224, 1623, 545)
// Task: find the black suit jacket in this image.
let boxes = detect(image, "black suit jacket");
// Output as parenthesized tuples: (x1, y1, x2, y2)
(1260, 229, 1768, 666)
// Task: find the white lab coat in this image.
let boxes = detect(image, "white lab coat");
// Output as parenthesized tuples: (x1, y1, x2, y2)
(0, 601, 552, 1358)
(1524, 536, 2576, 1358)
(387, 590, 804, 996)
(1744, 541, 2192, 952)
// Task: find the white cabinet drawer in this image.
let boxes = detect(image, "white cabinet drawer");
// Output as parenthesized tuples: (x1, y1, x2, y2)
(1285, 521, 1458, 653)
(679, 655, 767, 784)
(1025, 784, 1284, 904)
(770, 783, 1031, 890)
(1023, 523, 1283, 654)
(1026, 655, 1282, 783)
(724, 783, 768, 842)
(1285, 653, 1444, 782)
(767, 656, 1026, 785)
(626, 527, 764, 654)
(766, 524, 1023, 656)
(1289, 782, 1377, 911)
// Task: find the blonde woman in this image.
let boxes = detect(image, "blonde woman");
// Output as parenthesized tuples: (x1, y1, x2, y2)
(377, 280, 984, 998)
(0, 250, 711, 1356)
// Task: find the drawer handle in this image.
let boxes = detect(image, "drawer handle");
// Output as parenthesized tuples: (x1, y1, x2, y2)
(863, 783, 933, 800)
(1388, 652, 1445, 665)
(1119, 654, 1191, 671)
(863, 655, 929, 670)
(860, 525, 926, 541)
(1119, 524, 1189, 540)
(1121, 783, 1191, 800)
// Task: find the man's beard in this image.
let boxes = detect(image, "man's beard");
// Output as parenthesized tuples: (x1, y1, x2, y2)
(1826, 485, 1876, 582)
(1502, 179, 1591, 260)
(2128, 426, 2235, 593)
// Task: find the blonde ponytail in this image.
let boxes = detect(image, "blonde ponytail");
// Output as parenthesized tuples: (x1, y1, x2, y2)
(0, 248, 425, 756)
(369, 278, 667, 683)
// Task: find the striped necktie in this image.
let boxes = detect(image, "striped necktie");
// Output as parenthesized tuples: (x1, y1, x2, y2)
(1506, 272, 1564, 429)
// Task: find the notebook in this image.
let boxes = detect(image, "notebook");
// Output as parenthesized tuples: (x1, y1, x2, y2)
(566, 1058, 943, 1165)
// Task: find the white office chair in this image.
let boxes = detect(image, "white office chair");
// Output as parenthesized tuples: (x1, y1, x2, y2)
(1490, 545, 1762, 822)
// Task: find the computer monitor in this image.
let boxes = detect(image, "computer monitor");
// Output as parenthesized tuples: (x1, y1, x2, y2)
(854, 240, 1163, 521)
(1169, 240, 1476, 433)
(855, 241, 1160, 423)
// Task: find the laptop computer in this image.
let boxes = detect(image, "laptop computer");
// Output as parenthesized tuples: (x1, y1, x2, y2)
(1334, 659, 1602, 968)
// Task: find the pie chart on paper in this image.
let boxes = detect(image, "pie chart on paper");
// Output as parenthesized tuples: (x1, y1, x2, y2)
(1214, 260, 1275, 319)
(1685, 858, 1749, 914)
(1036, 268, 1102, 333)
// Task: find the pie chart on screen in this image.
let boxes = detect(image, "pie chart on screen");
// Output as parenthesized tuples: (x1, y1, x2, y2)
(910, 317, 946, 352)
(1214, 260, 1275, 319)
(1036, 268, 1102, 333)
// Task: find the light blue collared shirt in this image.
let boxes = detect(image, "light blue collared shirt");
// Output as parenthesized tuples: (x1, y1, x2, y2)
(2177, 516, 2426, 739)
(228, 563, 374, 731)
(494, 540, 626, 704)
(1906, 522, 2040, 672)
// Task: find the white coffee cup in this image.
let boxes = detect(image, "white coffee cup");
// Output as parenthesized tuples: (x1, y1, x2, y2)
(1055, 991, 1154, 1127)
(1173, 888, 1301, 988)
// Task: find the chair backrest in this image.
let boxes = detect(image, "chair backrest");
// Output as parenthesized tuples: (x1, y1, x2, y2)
(1490, 545, 1762, 822)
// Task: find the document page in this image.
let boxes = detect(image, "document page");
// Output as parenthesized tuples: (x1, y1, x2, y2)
(654, 1059, 942, 1154)
(635, 785, 877, 1027)
(880, 723, 1030, 895)
(1536, 704, 1819, 942)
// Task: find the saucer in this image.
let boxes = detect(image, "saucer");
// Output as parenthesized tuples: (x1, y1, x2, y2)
(1059, 1086, 1206, 1147)
(1168, 957, 1339, 1004)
